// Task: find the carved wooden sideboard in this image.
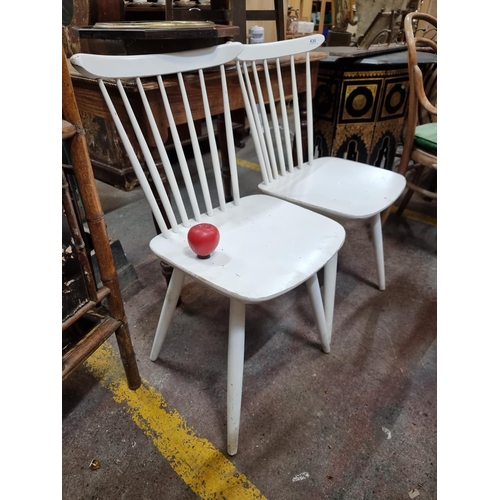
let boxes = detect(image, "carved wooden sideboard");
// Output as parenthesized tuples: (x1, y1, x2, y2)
(313, 47, 437, 171)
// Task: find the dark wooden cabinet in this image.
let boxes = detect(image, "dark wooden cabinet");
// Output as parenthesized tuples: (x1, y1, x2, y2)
(314, 60, 409, 170)
(122, 1, 243, 41)
(122, 1, 285, 43)
(124, 2, 231, 23)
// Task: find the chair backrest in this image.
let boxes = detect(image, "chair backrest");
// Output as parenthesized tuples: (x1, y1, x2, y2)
(70, 43, 244, 239)
(403, 12, 437, 142)
(235, 35, 324, 187)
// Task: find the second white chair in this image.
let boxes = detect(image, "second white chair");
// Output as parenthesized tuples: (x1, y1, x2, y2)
(235, 35, 406, 290)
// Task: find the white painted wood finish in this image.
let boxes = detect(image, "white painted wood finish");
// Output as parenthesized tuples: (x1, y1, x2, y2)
(71, 43, 346, 455)
(235, 34, 324, 60)
(70, 43, 245, 79)
(236, 36, 406, 290)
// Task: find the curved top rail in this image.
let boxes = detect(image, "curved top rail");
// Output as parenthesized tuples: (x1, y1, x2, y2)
(236, 35, 324, 61)
(70, 42, 244, 80)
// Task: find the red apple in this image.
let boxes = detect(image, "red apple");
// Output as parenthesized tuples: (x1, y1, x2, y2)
(187, 223, 220, 259)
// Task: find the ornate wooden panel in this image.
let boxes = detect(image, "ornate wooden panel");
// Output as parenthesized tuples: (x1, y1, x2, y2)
(313, 61, 409, 170)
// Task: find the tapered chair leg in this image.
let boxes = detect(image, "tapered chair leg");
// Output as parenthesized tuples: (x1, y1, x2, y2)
(370, 213, 386, 291)
(227, 298, 246, 456)
(150, 268, 186, 361)
(306, 272, 331, 353)
(322, 253, 339, 340)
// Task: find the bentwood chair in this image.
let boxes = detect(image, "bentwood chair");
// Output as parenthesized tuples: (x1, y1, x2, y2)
(235, 35, 406, 291)
(383, 12, 437, 221)
(70, 43, 346, 455)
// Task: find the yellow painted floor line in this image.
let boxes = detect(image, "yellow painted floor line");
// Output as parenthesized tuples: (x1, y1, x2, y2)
(84, 342, 265, 500)
(390, 205, 437, 226)
(237, 158, 437, 227)
(237, 158, 261, 172)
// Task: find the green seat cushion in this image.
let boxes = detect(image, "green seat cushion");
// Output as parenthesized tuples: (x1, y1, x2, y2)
(414, 122, 437, 155)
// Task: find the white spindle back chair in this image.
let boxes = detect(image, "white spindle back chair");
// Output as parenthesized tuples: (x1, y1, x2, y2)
(236, 35, 407, 291)
(71, 43, 346, 455)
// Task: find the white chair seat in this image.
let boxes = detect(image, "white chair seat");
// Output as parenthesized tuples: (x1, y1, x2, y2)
(150, 194, 345, 303)
(258, 157, 406, 220)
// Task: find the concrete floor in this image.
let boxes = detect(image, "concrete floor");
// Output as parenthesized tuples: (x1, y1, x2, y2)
(62, 137, 437, 499)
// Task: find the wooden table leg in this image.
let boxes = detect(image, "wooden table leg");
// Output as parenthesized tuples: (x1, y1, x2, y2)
(147, 151, 174, 287)
(291, 90, 310, 165)
(216, 113, 234, 203)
